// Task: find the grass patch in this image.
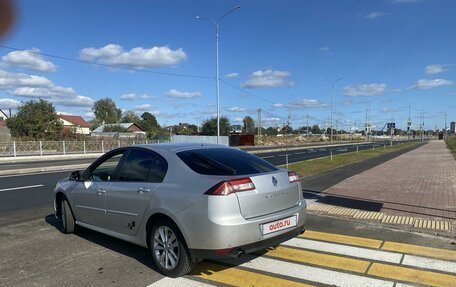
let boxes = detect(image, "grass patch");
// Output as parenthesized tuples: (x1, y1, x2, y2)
(285, 142, 421, 177)
(445, 136, 456, 158)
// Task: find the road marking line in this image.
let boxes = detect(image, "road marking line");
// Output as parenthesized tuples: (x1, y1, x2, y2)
(147, 277, 216, 287)
(402, 254, 456, 274)
(222, 255, 393, 287)
(0, 184, 44, 192)
(300, 230, 383, 249)
(283, 238, 402, 263)
(382, 241, 456, 262)
(368, 263, 456, 287)
(260, 155, 276, 159)
(263, 246, 370, 273)
(195, 261, 312, 287)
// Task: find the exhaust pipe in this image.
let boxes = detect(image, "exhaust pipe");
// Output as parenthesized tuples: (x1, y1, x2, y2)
(231, 248, 244, 258)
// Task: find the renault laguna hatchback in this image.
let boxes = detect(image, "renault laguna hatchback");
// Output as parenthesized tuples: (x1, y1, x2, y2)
(54, 143, 307, 277)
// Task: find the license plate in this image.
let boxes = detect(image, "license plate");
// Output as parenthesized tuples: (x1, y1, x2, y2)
(261, 214, 297, 235)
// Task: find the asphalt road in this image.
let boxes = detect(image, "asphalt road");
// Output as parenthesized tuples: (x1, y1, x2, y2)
(0, 140, 415, 171)
(0, 140, 418, 227)
(1, 141, 455, 287)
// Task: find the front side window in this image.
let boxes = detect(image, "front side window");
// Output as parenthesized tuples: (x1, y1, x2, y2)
(117, 149, 168, 183)
(90, 152, 125, 182)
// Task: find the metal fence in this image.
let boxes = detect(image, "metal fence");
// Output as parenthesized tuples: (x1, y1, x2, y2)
(0, 139, 168, 157)
(172, 135, 229, 146)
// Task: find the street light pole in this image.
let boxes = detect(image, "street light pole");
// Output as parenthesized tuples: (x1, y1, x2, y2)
(322, 77, 345, 145)
(196, 5, 240, 144)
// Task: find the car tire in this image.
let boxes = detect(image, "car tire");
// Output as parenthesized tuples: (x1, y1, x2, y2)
(149, 219, 195, 277)
(61, 198, 75, 234)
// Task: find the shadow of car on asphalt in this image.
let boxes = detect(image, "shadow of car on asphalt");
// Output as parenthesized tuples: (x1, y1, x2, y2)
(45, 214, 270, 276)
(44, 214, 161, 273)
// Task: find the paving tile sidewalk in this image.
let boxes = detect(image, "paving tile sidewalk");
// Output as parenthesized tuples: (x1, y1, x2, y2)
(321, 141, 456, 221)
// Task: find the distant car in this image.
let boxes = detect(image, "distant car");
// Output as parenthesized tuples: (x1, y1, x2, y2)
(54, 143, 306, 277)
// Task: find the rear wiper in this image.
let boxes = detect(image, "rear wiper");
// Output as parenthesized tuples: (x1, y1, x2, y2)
(190, 152, 236, 175)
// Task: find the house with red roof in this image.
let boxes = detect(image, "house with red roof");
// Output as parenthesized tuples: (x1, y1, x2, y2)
(58, 114, 91, 135)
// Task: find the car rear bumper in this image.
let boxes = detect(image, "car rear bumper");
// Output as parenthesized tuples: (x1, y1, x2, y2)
(189, 224, 305, 260)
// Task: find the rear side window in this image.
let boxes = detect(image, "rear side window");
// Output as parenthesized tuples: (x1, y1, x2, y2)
(118, 149, 168, 183)
(177, 148, 278, 176)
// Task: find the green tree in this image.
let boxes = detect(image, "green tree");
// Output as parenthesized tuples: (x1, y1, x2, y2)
(243, 116, 255, 134)
(139, 112, 160, 138)
(92, 98, 122, 127)
(311, 124, 321, 134)
(266, 126, 279, 136)
(201, 116, 231, 136)
(7, 99, 62, 139)
(121, 110, 140, 123)
(173, 123, 198, 135)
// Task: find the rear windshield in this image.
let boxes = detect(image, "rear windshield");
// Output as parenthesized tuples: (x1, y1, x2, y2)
(177, 148, 278, 176)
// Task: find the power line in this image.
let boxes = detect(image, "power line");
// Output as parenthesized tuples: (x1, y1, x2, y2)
(219, 79, 276, 105)
(0, 45, 213, 79)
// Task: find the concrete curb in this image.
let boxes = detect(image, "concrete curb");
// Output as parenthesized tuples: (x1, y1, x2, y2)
(248, 142, 373, 154)
(0, 153, 102, 164)
(0, 163, 90, 176)
(307, 202, 455, 235)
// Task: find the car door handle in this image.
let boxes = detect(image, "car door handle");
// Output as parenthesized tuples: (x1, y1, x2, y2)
(137, 187, 150, 194)
(97, 188, 106, 195)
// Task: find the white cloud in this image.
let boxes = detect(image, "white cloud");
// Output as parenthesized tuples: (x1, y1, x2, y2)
(84, 111, 95, 119)
(0, 69, 94, 107)
(273, 99, 328, 109)
(226, 106, 251, 113)
(79, 44, 187, 69)
(132, 104, 152, 111)
(363, 12, 388, 19)
(165, 89, 203, 99)
(120, 93, 157, 101)
(1, 49, 57, 72)
(409, 78, 454, 90)
(0, 98, 21, 109)
(318, 47, 332, 54)
(241, 69, 294, 89)
(262, 117, 281, 123)
(224, 72, 239, 78)
(343, 83, 387, 96)
(425, 64, 450, 75)
(0, 69, 53, 87)
(381, 108, 398, 113)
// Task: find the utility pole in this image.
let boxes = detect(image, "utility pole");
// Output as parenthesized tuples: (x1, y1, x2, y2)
(306, 114, 309, 137)
(195, 5, 241, 144)
(257, 108, 262, 142)
(421, 109, 425, 141)
(407, 103, 411, 140)
(445, 112, 447, 137)
(365, 107, 369, 142)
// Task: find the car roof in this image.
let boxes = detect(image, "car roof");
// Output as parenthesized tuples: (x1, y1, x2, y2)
(133, 142, 231, 153)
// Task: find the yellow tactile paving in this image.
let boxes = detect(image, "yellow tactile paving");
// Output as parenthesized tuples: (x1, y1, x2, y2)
(308, 203, 452, 231)
(368, 263, 456, 287)
(300, 230, 383, 249)
(382, 241, 456, 261)
(263, 246, 370, 273)
(414, 219, 451, 231)
(194, 261, 314, 287)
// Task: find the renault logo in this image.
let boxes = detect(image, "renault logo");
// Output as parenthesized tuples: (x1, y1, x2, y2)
(272, 176, 278, 187)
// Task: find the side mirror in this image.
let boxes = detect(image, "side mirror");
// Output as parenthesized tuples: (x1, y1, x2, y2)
(69, 170, 82, 181)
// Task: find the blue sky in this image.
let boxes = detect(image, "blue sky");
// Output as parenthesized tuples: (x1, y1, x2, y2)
(0, 0, 455, 131)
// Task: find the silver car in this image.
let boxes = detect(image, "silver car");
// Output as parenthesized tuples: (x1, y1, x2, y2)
(54, 143, 306, 277)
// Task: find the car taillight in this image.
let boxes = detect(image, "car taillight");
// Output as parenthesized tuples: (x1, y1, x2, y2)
(205, 177, 255, 196)
(288, 171, 299, 183)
